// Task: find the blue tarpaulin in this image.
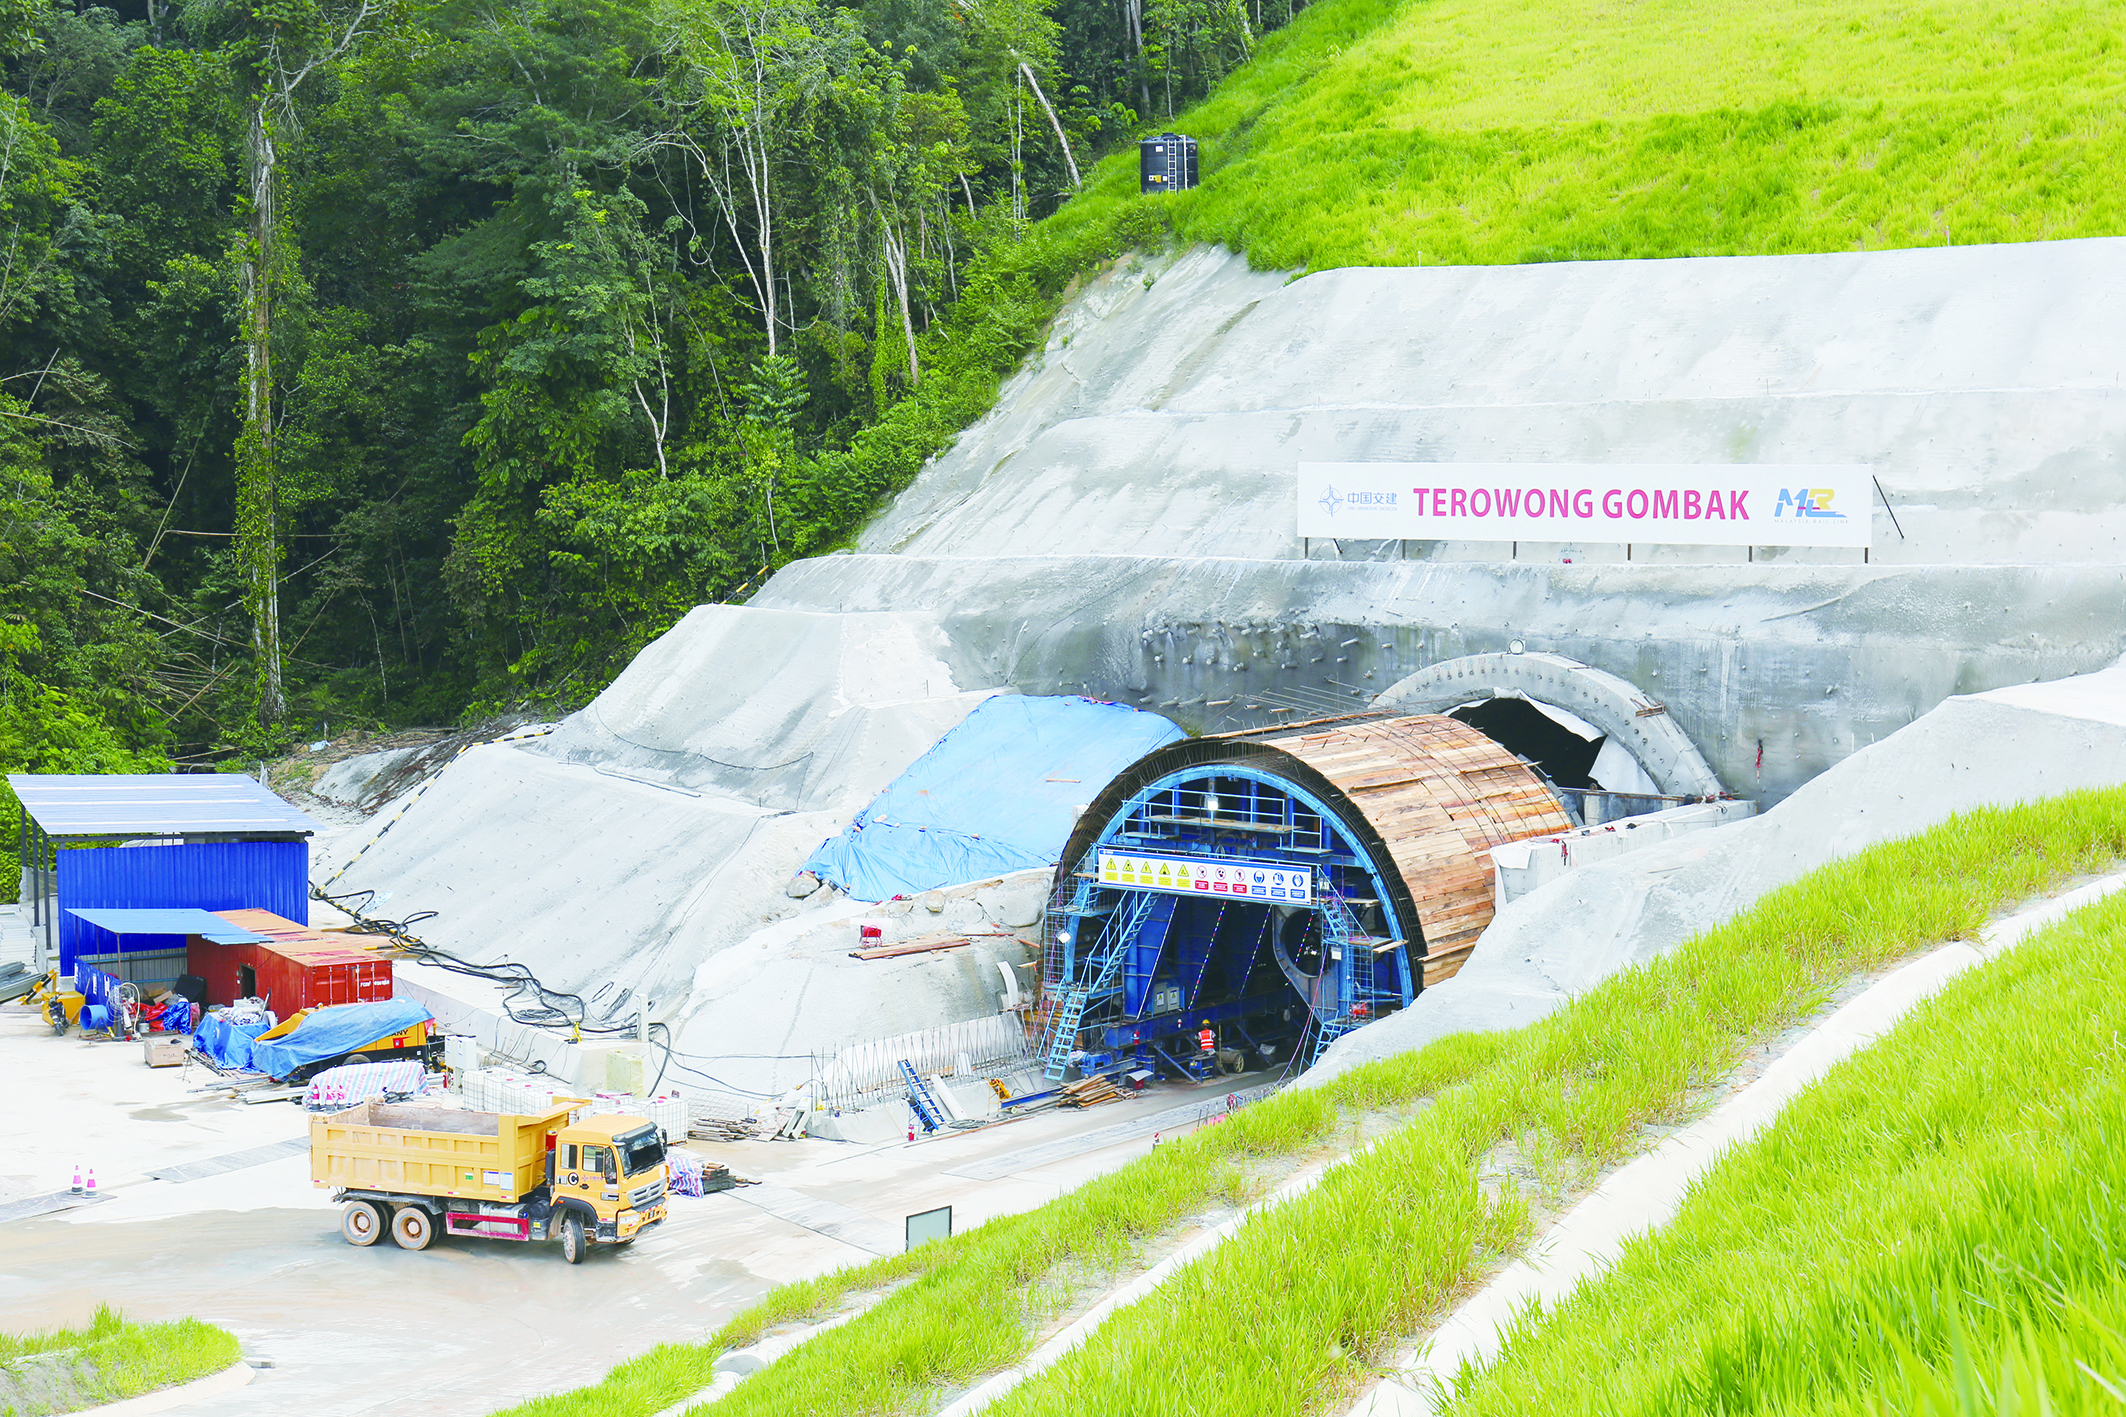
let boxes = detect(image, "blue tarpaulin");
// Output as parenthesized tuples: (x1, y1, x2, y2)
(196, 1013, 274, 1071)
(803, 695, 1184, 901)
(248, 998, 434, 1080)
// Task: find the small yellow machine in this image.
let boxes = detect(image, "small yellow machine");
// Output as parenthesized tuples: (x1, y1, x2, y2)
(25, 971, 84, 1035)
(311, 1098, 668, 1263)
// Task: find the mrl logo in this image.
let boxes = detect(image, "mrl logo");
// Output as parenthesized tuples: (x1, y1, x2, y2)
(1774, 487, 1844, 519)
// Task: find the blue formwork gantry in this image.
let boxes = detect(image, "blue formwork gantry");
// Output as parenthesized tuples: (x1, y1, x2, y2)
(1036, 753, 1417, 1081)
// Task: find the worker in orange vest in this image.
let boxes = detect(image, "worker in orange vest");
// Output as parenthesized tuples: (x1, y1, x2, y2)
(1197, 1023, 1215, 1055)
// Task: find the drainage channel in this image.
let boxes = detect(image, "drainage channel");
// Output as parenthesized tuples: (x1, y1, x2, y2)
(1346, 868, 2126, 1416)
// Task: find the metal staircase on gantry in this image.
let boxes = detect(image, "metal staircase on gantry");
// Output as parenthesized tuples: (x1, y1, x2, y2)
(1304, 880, 1391, 1068)
(1038, 886, 1168, 1081)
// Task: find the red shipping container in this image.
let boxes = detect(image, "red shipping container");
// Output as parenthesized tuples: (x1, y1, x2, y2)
(186, 909, 394, 1011)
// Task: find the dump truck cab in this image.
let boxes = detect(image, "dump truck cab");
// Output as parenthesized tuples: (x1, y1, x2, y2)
(547, 1114, 668, 1248)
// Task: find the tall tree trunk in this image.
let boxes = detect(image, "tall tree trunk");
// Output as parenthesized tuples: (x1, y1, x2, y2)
(1017, 62, 1081, 191)
(879, 215, 918, 388)
(1128, 0, 1151, 119)
(752, 126, 778, 354)
(237, 97, 284, 727)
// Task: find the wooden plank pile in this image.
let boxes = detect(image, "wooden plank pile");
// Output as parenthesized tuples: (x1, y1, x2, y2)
(689, 1113, 761, 1143)
(850, 934, 973, 961)
(1060, 1075, 1122, 1108)
(850, 928, 1034, 962)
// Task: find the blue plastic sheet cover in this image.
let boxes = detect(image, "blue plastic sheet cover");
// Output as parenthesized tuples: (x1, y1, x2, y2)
(248, 998, 434, 1079)
(75, 965, 128, 1016)
(196, 1013, 273, 1071)
(803, 695, 1184, 902)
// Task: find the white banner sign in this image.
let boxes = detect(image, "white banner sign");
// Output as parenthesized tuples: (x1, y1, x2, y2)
(1096, 850, 1314, 905)
(1297, 463, 1873, 548)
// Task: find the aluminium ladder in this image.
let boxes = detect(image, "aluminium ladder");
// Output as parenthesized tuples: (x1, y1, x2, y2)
(899, 1060, 948, 1133)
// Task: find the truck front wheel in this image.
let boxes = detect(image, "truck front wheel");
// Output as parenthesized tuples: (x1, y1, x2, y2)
(391, 1205, 436, 1251)
(342, 1201, 386, 1247)
(560, 1214, 586, 1264)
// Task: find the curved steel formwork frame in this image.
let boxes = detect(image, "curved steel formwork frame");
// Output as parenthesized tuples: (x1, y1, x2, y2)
(1037, 715, 1573, 1077)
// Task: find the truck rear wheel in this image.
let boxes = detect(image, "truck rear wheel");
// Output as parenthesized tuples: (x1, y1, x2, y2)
(560, 1213, 586, 1264)
(391, 1205, 436, 1251)
(342, 1201, 386, 1247)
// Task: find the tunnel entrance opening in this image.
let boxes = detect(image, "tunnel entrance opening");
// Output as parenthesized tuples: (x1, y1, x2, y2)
(1450, 696, 1602, 788)
(1375, 651, 1726, 802)
(1038, 716, 1578, 1079)
(1042, 763, 1414, 1081)
(1449, 694, 1666, 819)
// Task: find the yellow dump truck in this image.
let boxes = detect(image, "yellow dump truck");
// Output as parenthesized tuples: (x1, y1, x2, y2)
(311, 1099, 669, 1263)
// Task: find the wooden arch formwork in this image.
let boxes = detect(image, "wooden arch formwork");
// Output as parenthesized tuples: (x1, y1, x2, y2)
(1037, 713, 1573, 1078)
(1248, 714, 1577, 985)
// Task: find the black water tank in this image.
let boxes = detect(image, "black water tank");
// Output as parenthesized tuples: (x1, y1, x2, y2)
(1139, 133, 1199, 194)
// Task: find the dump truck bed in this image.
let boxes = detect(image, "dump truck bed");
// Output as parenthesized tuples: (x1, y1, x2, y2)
(311, 1099, 577, 1204)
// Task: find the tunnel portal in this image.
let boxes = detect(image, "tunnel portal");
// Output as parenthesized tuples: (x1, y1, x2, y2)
(1036, 715, 1574, 1080)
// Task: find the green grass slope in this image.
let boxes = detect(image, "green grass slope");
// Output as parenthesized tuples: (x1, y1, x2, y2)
(1445, 887, 2126, 1417)
(0, 1306, 240, 1415)
(1035, 0, 2126, 270)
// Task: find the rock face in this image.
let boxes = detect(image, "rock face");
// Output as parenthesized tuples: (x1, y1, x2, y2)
(757, 553, 2121, 809)
(311, 747, 424, 807)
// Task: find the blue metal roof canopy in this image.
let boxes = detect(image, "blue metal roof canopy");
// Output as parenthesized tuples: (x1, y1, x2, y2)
(12, 773, 319, 973)
(9, 773, 321, 839)
(64, 908, 269, 944)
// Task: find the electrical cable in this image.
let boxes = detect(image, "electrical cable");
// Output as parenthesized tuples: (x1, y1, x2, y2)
(316, 886, 641, 1037)
(659, 1056, 780, 1099)
(318, 884, 794, 1100)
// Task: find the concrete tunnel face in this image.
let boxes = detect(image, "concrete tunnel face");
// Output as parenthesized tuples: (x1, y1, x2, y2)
(1038, 715, 1577, 1075)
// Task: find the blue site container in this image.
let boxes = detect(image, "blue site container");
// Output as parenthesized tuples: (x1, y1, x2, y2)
(57, 841, 308, 975)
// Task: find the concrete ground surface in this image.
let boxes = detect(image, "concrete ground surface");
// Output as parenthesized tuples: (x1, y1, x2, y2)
(0, 1004, 1253, 1416)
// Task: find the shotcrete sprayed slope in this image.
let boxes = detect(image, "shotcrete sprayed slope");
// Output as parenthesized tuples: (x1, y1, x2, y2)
(316, 606, 1029, 1087)
(861, 240, 2126, 567)
(1309, 661, 2126, 1082)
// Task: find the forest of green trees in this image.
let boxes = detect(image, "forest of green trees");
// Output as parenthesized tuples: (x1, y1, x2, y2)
(0, 0, 1290, 795)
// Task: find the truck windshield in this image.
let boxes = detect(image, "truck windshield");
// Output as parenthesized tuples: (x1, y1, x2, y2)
(616, 1126, 665, 1176)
